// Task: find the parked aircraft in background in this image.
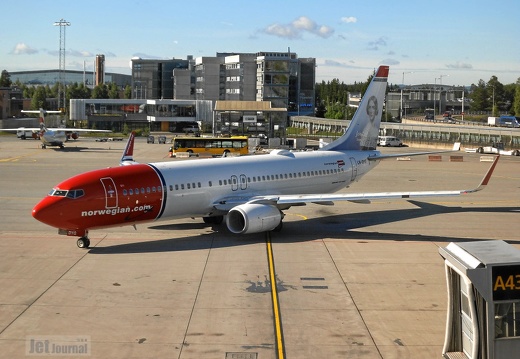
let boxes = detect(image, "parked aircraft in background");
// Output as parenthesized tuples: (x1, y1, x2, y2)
(31, 66, 499, 248)
(1, 108, 110, 148)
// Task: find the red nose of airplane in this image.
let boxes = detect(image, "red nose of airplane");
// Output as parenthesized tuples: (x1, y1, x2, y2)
(32, 196, 63, 228)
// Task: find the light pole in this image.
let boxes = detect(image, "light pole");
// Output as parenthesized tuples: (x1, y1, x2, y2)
(53, 19, 70, 112)
(438, 74, 449, 115)
(400, 71, 413, 120)
(488, 84, 495, 116)
(434, 77, 439, 120)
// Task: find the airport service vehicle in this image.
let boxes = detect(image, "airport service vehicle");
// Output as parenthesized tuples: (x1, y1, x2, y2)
(488, 116, 520, 128)
(378, 136, 403, 147)
(2, 109, 111, 148)
(31, 66, 500, 249)
(465, 142, 520, 156)
(170, 136, 249, 157)
(16, 128, 39, 140)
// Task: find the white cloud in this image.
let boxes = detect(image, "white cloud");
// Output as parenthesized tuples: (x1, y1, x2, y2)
(341, 16, 357, 23)
(12, 43, 38, 55)
(380, 58, 400, 66)
(263, 16, 334, 39)
(367, 37, 388, 51)
(69, 49, 94, 57)
(446, 62, 473, 69)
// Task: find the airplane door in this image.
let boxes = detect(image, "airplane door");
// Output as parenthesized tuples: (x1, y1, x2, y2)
(100, 177, 118, 209)
(349, 157, 358, 181)
(239, 174, 247, 190)
(230, 175, 239, 191)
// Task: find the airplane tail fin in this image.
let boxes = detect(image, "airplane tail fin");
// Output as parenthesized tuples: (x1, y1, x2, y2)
(21, 108, 63, 135)
(38, 110, 47, 134)
(320, 66, 389, 151)
(120, 131, 137, 166)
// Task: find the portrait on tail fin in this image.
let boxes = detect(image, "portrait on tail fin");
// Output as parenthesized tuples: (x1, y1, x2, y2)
(320, 66, 389, 152)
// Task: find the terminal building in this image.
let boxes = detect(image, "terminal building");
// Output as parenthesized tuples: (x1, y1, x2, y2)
(386, 84, 468, 120)
(9, 69, 131, 89)
(7, 51, 313, 138)
(130, 51, 315, 116)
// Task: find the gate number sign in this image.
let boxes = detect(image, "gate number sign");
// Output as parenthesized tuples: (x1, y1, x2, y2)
(492, 265, 520, 301)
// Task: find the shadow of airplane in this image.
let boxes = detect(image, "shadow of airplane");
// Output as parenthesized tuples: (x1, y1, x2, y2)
(51, 146, 121, 152)
(88, 201, 520, 254)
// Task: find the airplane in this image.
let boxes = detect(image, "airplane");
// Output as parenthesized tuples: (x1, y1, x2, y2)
(1, 108, 111, 148)
(31, 66, 500, 248)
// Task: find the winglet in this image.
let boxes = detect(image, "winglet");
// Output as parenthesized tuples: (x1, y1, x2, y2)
(120, 131, 137, 165)
(465, 155, 499, 193)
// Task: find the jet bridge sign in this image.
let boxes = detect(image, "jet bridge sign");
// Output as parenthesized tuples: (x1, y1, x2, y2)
(492, 265, 520, 301)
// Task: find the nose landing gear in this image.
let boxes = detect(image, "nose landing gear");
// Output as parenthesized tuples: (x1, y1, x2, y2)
(76, 237, 90, 249)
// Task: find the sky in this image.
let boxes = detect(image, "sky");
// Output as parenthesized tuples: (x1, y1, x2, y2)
(2, 0, 519, 87)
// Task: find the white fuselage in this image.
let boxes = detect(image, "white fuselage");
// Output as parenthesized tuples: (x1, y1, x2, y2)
(151, 149, 380, 220)
(41, 130, 67, 146)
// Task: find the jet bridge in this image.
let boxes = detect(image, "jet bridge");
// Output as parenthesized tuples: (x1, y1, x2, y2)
(439, 240, 520, 359)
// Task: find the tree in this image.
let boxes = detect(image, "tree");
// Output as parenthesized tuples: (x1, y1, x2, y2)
(0, 70, 12, 87)
(92, 84, 109, 99)
(487, 76, 504, 114)
(124, 85, 132, 99)
(469, 80, 489, 111)
(31, 86, 48, 110)
(108, 82, 120, 99)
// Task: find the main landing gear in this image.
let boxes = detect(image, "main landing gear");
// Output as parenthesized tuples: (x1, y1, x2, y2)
(76, 237, 90, 249)
(203, 215, 224, 224)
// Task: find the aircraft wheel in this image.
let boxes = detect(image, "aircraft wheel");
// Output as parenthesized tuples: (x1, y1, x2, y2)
(77, 237, 90, 249)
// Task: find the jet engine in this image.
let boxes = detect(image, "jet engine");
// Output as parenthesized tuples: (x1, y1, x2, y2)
(226, 203, 282, 234)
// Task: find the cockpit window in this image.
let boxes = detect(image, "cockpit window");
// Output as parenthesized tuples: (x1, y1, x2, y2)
(49, 189, 84, 199)
(66, 189, 85, 199)
(50, 189, 68, 197)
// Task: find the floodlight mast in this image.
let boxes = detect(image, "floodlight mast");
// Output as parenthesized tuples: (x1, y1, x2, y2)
(53, 19, 70, 112)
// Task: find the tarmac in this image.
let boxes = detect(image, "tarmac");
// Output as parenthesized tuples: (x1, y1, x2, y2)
(0, 134, 519, 358)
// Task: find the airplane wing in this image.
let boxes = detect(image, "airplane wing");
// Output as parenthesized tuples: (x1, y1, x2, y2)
(213, 155, 499, 211)
(46, 128, 112, 133)
(0, 128, 41, 132)
(120, 131, 137, 165)
(1, 127, 110, 133)
(368, 143, 461, 161)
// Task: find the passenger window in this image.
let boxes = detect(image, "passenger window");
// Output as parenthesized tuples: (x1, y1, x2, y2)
(187, 183, 191, 189)
(135, 188, 139, 194)
(169, 185, 173, 191)
(123, 189, 128, 196)
(175, 184, 179, 190)
(129, 189, 134, 195)
(152, 187, 156, 192)
(209, 181, 212, 187)
(181, 184, 184, 190)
